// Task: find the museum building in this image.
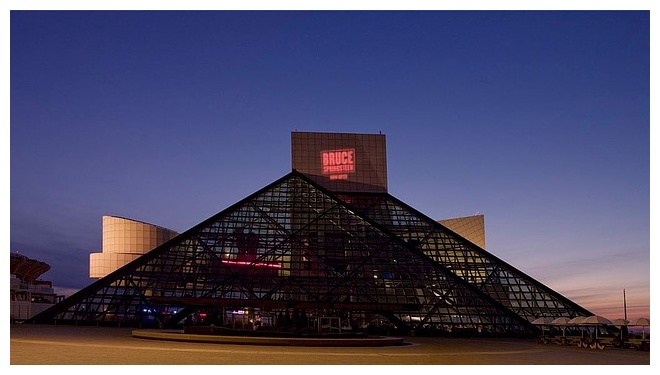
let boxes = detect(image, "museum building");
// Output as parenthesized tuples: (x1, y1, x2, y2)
(29, 132, 593, 335)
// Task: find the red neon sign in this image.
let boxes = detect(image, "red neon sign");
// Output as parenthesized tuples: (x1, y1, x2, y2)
(223, 260, 282, 268)
(321, 148, 355, 180)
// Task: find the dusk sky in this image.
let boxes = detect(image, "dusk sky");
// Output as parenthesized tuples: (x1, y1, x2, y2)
(7, 8, 651, 321)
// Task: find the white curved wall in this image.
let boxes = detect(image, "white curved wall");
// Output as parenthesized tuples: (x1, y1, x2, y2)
(437, 214, 485, 249)
(89, 216, 178, 279)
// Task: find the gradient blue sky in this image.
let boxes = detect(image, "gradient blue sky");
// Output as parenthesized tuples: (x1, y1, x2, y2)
(8, 8, 651, 320)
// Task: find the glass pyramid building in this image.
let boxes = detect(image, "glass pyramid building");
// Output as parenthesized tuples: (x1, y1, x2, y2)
(29, 132, 593, 336)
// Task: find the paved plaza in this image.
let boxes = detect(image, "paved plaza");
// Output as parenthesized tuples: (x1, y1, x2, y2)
(10, 324, 651, 365)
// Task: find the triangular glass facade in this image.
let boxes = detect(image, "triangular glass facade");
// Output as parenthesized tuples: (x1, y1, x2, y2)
(336, 193, 593, 323)
(30, 171, 592, 335)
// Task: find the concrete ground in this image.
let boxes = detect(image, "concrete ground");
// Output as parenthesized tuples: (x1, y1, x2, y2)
(10, 324, 651, 365)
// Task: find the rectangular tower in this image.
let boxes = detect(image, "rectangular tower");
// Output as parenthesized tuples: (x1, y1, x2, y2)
(291, 131, 388, 193)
